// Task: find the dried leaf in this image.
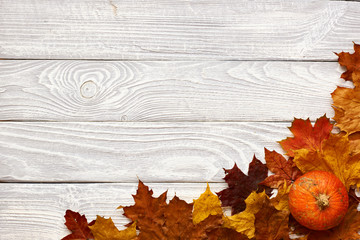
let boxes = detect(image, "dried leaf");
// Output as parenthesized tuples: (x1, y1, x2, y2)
(223, 191, 267, 239)
(254, 184, 291, 240)
(332, 43, 360, 134)
(189, 214, 224, 240)
(261, 149, 302, 188)
(207, 228, 249, 240)
(62, 210, 94, 240)
(122, 180, 223, 240)
(279, 116, 333, 157)
(289, 215, 310, 239)
(121, 180, 167, 238)
(217, 156, 270, 214)
(163, 196, 223, 239)
(270, 182, 291, 212)
(348, 187, 360, 203)
(192, 183, 223, 224)
(162, 196, 194, 239)
(336, 42, 360, 84)
(89, 216, 136, 240)
(254, 202, 290, 240)
(294, 134, 360, 190)
(332, 85, 360, 135)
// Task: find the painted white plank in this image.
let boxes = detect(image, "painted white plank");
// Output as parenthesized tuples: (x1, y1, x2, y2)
(0, 0, 359, 60)
(0, 183, 227, 239)
(0, 60, 351, 121)
(0, 122, 293, 182)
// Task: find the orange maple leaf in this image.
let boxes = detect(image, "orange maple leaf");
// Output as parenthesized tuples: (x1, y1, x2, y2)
(279, 116, 333, 157)
(260, 149, 302, 188)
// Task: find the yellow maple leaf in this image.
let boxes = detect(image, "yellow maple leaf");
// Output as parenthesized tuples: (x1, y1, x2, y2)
(294, 134, 360, 190)
(192, 183, 223, 224)
(223, 190, 267, 239)
(270, 182, 291, 212)
(89, 216, 137, 240)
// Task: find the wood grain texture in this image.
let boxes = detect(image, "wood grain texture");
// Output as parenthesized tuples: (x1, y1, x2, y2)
(0, 0, 359, 60)
(0, 182, 227, 239)
(0, 60, 352, 121)
(0, 122, 293, 182)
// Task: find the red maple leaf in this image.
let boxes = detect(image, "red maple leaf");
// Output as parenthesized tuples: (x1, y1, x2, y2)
(216, 156, 271, 214)
(279, 115, 333, 157)
(62, 210, 95, 240)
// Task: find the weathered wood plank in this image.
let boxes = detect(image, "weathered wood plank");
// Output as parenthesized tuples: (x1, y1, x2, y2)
(0, 183, 227, 239)
(0, 122, 293, 182)
(0, 60, 351, 121)
(0, 0, 359, 60)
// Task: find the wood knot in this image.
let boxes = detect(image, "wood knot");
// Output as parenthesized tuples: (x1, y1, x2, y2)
(80, 80, 97, 98)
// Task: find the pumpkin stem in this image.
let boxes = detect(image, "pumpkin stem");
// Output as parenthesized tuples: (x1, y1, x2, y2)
(316, 193, 330, 210)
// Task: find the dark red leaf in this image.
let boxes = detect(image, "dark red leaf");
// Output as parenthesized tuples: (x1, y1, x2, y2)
(62, 210, 94, 240)
(216, 156, 271, 214)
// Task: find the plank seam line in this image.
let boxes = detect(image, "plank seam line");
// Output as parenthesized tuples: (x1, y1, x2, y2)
(0, 181, 228, 184)
(0, 120, 317, 123)
(0, 58, 338, 62)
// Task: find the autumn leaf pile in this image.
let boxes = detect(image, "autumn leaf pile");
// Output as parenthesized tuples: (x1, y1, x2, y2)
(62, 43, 360, 240)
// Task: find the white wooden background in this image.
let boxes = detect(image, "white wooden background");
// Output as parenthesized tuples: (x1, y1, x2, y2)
(0, 0, 359, 239)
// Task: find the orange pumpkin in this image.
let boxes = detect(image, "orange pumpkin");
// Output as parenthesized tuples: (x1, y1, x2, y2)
(288, 170, 348, 231)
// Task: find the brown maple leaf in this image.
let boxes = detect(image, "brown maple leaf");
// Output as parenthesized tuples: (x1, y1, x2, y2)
(62, 210, 95, 240)
(121, 180, 167, 239)
(260, 149, 302, 188)
(254, 184, 291, 240)
(121, 180, 223, 240)
(336, 42, 360, 83)
(162, 196, 196, 239)
(217, 156, 271, 215)
(279, 116, 333, 157)
(207, 228, 249, 240)
(147, 196, 222, 240)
